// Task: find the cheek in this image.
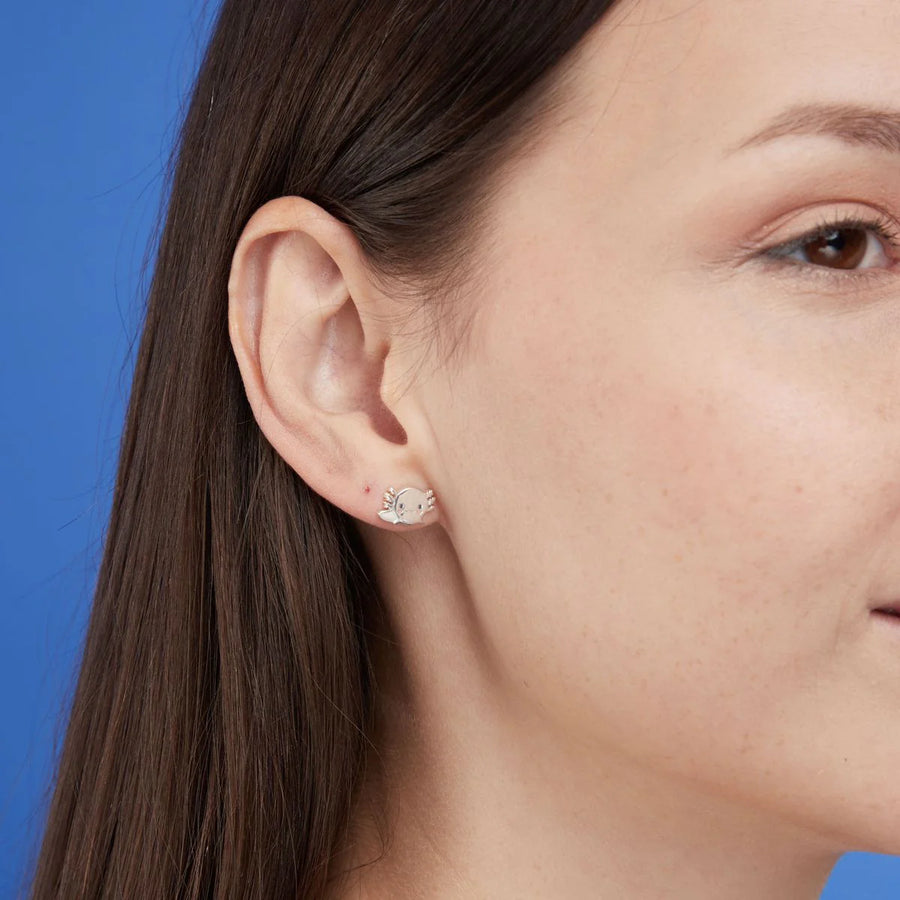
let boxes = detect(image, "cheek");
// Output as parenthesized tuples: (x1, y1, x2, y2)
(624, 349, 862, 615)
(624, 307, 899, 629)
(587, 338, 900, 844)
(435, 260, 900, 843)
(509, 314, 861, 703)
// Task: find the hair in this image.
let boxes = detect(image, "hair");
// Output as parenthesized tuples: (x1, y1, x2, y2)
(29, 1, 619, 896)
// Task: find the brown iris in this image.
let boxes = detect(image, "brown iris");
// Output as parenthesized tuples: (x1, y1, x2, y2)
(803, 227, 867, 269)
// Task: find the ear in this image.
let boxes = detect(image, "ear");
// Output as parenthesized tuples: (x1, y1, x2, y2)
(227, 195, 440, 530)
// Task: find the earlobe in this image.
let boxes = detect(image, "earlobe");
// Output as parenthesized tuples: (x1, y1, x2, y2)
(226, 195, 440, 530)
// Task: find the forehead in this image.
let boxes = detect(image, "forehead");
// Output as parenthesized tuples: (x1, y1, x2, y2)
(558, 0, 900, 170)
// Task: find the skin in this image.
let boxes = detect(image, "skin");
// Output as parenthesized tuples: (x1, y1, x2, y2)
(227, 0, 900, 896)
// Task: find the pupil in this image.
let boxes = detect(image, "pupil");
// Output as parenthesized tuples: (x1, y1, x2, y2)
(806, 228, 866, 269)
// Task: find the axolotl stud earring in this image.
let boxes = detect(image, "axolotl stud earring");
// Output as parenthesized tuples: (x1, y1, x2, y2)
(378, 486, 436, 525)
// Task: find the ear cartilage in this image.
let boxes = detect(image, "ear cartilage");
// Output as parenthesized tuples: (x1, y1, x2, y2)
(377, 486, 436, 525)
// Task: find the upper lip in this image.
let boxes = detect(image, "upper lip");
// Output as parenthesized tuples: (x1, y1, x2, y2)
(872, 601, 900, 616)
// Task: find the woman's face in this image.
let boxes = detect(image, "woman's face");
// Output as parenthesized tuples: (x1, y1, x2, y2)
(412, 0, 900, 852)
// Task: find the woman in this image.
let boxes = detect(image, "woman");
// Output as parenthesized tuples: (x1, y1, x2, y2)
(29, 0, 900, 897)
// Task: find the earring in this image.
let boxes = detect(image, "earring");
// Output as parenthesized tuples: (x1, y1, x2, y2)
(378, 486, 436, 525)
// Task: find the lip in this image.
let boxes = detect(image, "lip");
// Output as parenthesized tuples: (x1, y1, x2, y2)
(871, 604, 900, 626)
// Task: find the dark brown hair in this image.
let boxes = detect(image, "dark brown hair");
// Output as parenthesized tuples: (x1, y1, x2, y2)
(29, 1, 618, 896)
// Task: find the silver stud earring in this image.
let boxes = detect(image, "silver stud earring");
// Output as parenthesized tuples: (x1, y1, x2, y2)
(378, 486, 436, 525)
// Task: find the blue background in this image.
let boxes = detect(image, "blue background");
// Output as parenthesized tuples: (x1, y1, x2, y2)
(1, 2, 899, 897)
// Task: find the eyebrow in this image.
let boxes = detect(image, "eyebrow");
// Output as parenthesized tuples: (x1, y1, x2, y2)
(727, 102, 900, 156)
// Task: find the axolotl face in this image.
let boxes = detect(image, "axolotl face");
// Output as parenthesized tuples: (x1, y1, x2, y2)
(378, 487, 433, 524)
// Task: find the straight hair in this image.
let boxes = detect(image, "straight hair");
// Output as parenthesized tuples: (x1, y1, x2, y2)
(29, 1, 618, 896)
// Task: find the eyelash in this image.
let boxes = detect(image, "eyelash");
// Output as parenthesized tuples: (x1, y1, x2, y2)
(755, 211, 900, 285)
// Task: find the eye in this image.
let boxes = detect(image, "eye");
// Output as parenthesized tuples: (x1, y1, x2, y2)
(758, 212, 900, 282)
